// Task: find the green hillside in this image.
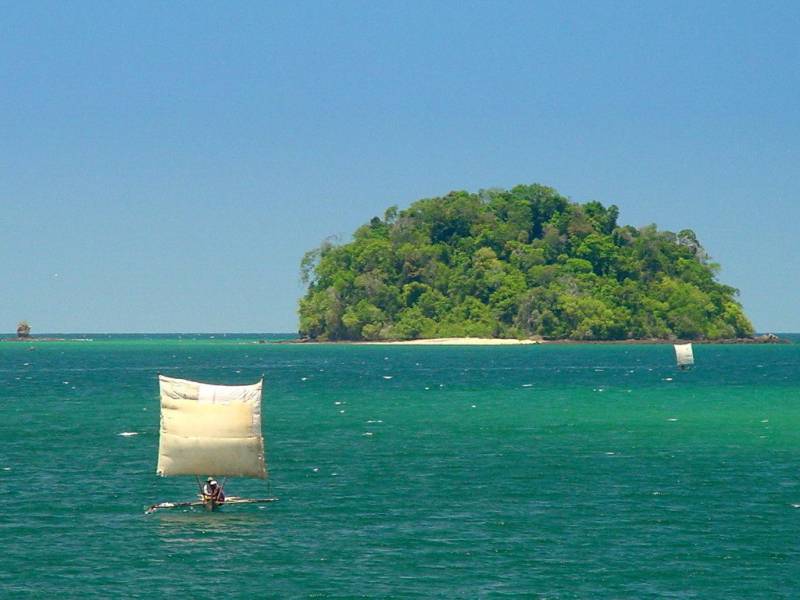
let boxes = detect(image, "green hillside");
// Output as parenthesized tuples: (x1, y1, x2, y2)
(298, 184, 753, 341)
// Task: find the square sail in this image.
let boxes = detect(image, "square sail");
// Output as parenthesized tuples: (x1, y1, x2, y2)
(674, 343, 695, 367)
(156, 375, 266, 478)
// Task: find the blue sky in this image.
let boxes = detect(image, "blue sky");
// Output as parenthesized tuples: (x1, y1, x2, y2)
(1, 2, 798, 333)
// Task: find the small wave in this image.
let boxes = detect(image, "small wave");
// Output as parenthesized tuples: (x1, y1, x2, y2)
(119, 432, 138, 437)
(382, 375, 393, 380)
(521, 383, 533, 388)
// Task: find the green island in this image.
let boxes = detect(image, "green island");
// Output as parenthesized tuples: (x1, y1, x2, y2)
(298, 184, 754, 342)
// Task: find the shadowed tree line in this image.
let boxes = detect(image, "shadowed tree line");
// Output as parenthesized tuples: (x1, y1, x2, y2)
(298, 184, 753, 341)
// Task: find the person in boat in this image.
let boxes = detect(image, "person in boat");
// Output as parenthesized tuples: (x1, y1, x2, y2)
(202, 477, 225, 504)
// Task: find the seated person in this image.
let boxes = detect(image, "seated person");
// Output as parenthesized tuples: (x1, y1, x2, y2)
(202, 477, 226, 504)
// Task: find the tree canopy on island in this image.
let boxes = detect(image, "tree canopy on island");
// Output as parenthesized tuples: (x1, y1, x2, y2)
(298, 184, 753, 341)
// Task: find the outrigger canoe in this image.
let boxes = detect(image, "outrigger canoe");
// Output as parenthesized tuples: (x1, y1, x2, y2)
(146, 495, 278, 514)
(146, 375, 277, 515)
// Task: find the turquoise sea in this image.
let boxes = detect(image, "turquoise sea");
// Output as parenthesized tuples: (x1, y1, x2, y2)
(2, 335, 800, 598)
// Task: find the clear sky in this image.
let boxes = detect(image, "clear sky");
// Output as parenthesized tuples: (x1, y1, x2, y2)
(1, 2, 798, 333)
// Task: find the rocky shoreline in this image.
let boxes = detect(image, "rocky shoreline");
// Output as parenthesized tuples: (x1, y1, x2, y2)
(2, 337, 67, 342)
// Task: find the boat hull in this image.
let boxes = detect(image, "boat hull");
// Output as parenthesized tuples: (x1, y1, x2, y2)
(145, 496, 277, 514)
(201, 495, 223, 511)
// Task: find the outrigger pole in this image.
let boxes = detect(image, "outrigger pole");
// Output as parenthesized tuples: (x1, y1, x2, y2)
(145, 496, 278, 515)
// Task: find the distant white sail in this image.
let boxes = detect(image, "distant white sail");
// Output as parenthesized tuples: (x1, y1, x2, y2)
(674, 343, 694, 368)
(156, 375, 266, 478)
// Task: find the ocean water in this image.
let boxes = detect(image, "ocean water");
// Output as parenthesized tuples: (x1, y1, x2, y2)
(2, 335, 799, 598)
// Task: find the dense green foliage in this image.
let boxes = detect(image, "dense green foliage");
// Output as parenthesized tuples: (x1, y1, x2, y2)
(298, 184, 754, 341)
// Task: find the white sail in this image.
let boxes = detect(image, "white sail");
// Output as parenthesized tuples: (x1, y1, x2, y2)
(674, 343, 694, 368)
(156, 375, 266, 478)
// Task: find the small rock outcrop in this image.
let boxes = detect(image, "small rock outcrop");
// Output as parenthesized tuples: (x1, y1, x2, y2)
(754, 333, 783, 343)
(16, 321, 31, 339)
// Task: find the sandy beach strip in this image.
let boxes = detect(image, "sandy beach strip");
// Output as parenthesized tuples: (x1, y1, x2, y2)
(359, 337, 542, 346)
